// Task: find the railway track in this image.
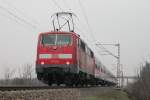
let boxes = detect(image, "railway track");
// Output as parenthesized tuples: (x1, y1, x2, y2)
(0, 86, 67, 91)
(0, 86, 46, 91)
(0, 86, 90, 91)
(0, 85, 98, 91)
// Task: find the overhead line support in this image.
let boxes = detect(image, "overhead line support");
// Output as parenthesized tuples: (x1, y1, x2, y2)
(96, 43, 122, 87)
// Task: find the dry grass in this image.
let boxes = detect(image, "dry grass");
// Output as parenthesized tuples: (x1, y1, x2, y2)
(79, 87, 130, 100)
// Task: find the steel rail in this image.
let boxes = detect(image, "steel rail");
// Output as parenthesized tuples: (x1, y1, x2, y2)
(0, 86, 67, 91)
(0, 85, 100, 91)
(0, 86, 49, 91)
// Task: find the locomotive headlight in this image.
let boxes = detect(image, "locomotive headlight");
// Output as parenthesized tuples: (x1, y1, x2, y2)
(66, 61, 70, 65)
(41, 61, 45, 65)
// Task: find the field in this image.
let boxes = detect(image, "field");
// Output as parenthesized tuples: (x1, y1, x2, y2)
(79, 87, 130, 100)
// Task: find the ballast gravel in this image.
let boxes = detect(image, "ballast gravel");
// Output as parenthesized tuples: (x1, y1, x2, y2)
(0, 89, 81, 100)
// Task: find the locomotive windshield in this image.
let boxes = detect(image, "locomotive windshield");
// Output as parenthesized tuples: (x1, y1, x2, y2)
(42, 34, 72, 45)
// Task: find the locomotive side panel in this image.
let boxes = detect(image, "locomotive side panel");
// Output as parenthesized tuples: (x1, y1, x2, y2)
(77, 39, 95, 76)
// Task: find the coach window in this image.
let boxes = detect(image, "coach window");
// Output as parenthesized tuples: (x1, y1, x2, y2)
(80, 40, 85, 51)
(96, 64, 98, 69)
(78, 39, 81, 47)
(86, 47, 90, 56)
(90, 50, 94, 58)
(95, 65, 98, 69)
(103, 68, 105, 73)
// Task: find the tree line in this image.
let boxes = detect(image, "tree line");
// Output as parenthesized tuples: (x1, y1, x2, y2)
(0, 64, 46, 86)
(126, 62, 150, 100)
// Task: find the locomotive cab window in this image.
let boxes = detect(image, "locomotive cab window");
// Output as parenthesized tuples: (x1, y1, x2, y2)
(42, 34, 72, 46)
(57, 34, 72, 45)
(42, 34, 56, 45)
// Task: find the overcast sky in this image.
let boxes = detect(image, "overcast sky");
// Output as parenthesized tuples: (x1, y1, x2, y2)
(0, 0, 150, 78)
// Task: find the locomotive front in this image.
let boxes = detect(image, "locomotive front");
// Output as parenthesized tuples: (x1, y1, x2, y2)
(36, 32, 78, 85)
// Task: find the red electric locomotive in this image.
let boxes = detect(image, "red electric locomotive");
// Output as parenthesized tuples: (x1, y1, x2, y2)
(36, 31, 95, 86)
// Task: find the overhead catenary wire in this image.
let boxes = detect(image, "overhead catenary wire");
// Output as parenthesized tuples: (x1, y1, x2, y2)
(50, 0, 72, 12)
(49, 0, 64, 11)
(0, 12, 35, 31)
(0, 5, 39, 31)
(0, 5, 40, 31)
(2, 0, 39, 26)
(77, 0, 96, 43)
(77, 0, 115, 57)
(2, 1, 42, 31)
(96, 43, 118, 58)
(77, 0, 102, 53)
(74, 24, 89, 42)
(46, 0, 65, 30)
(77, 0, 107, 57)
(63, 0, 71, 11)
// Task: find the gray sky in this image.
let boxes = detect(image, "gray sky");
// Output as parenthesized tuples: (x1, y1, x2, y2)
(0, 0, 150, 78)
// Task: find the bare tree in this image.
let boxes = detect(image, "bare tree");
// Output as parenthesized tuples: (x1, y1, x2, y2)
(127, 62, 150, 100)
(3, 67, 15, 85)
(1, 64, 43, 86)
(4, 67, 15, 79)
(22, 64, 33, 79)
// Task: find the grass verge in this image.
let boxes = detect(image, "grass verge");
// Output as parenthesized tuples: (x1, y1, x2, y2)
(83, 89, 130, 100)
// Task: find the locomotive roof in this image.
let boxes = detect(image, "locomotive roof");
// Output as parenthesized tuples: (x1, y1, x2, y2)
(40, 31, 79, 36)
